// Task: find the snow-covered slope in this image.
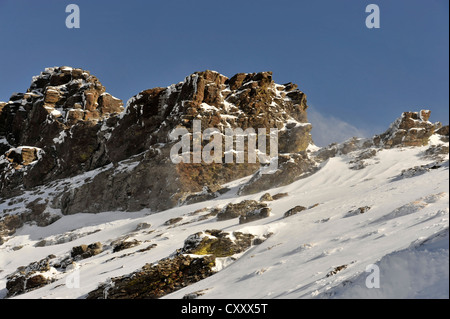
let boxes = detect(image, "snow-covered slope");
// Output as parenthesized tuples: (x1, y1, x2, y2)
(0, 135, 448, 299)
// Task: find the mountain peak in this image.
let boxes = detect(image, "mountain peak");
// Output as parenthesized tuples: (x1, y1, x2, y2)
(373, 109, 442, 148)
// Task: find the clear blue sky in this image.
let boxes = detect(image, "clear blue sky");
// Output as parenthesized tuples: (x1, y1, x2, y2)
(0, 0, 448, 145)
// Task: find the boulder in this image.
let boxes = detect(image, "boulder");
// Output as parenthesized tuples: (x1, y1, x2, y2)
(216, 200, 268, 221)
(6, 255, 55, 297)
(182, 230, 255, 257)
(4, 146, 41, 168)
(71, 242, 103, 260)
(259, 193, 274, 201)
(113, 239, 141, 253)
(239, 152, 317, 195)
(239, 207, 271, 224)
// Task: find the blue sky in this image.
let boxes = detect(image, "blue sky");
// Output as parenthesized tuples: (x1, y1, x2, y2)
(0, 0, 448, 145)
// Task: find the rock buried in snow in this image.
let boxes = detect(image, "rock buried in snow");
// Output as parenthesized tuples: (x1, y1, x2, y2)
(272, 192, 289, 200)
(344, 206, 371, 218)
(326, 264, 348, 277)
(239, 207, 271, 224)
(283, 205, 307, 218)
(259, 193, 274, 201)
(4, 146, 42, 168)
(182, 186, 230, 205)
(216, 200, 269, 221)
(164, 217, 184, 226)
(182, 289, 210, 299)
(238, 152, 318, 195)
(112, 239, 141, 253)
(373, 110, 439, 148)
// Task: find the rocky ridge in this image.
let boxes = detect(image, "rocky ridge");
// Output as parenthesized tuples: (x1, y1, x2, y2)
(0, 67, 448, 300)
(1, 67, 316, 242)
(313, 110, 448, 166)
(1, 68, 448, 244)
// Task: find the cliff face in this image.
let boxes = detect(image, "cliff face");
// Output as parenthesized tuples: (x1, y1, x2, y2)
(107, 70, 310, 164)
(56, 70, 314, 215)
(0, 68, 314, 236)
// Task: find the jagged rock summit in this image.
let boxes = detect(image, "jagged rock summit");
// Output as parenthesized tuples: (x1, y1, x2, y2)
(0, 66, 124, 193)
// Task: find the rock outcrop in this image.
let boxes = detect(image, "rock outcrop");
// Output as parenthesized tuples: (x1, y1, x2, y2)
(313, 110, 448, 165)
(373, 110, 440, 148)
(6, 255, 56, 297)
(48, 69, 314, 215)
(0, 66, 124, 197)
(87, 254, 216, 299)
(86, 229, 260, 299)
(181, 230, 255, 256)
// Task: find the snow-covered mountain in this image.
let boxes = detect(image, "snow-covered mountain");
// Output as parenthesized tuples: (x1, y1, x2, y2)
(0, 68, 448, 299)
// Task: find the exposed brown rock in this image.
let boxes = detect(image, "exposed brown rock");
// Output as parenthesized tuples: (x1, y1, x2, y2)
(283, 205, 307, 218)
(87, 229, 258, 299)
(217, 200, 269, 221)
(239, 207, 271, 224)
(259, 193, 274, 201)
(86, 254, 216, 299)
(112, 239, 141, 253)
(71, 242, 103, 260)
(272, 192, 289, 200)
(373, 110, 438, 148)
(6, 255, 56, 297)
(52, 70, 313, 216)
(0, 66, 123, 199)
(181, 230, 255, 257)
